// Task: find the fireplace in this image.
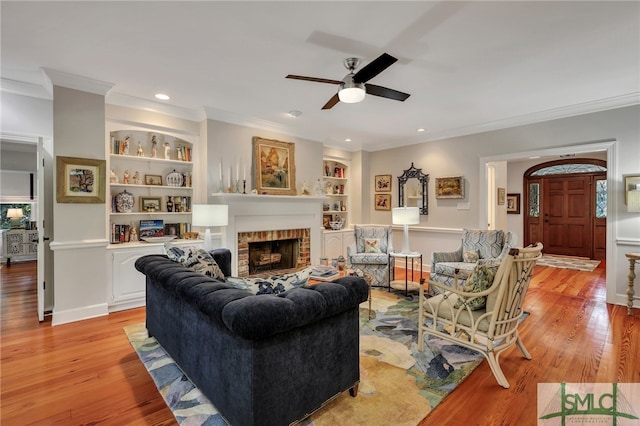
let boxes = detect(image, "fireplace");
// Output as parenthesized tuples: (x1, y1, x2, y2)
(211, 194, 324, 277)
(238, 228, 310, 277)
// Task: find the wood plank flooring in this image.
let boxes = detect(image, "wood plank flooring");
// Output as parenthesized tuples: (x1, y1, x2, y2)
(1, 260, 638, 425)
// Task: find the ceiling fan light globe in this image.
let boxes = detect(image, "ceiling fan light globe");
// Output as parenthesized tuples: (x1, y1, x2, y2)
(338, 84, 365, 103)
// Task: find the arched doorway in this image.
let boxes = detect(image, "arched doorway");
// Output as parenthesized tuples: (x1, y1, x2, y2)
(523, 159, 606, 260)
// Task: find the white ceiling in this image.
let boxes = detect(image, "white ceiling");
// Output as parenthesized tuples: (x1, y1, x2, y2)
(2, 1, 638, 152)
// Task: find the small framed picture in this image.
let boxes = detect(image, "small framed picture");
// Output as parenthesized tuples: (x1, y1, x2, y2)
(375, 174, 391, 192)
(140, 196, 162, 212)
(435, 176, 464, 199)
(375, 194, 391, 210)
(497, 187, 506, 205)
(56, 156, 106, 203)
(144, 174, 163, 186)
(507, 193, 521, 214)
(322, 215, 331, 230)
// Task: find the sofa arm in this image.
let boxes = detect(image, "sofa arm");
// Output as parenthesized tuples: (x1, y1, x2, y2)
(431, 246, 463, 268)
(210, 248, 232, 277)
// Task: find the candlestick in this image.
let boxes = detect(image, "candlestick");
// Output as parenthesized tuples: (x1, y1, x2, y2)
(243, 179, 247, 194)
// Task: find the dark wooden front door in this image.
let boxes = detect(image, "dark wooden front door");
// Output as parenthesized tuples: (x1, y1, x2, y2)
(524, 159, 606, 260)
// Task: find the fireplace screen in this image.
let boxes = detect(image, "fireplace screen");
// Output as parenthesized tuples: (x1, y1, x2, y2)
(248, 238, 299, 275)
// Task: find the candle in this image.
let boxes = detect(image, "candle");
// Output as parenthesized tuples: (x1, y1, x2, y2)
(228, 167, 232, 188)
(243, 163, 246, 180)
(236, 163, 239, 181)
(219, 160, 222, 181)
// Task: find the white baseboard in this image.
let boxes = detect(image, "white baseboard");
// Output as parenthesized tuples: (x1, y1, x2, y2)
(51, 303, 109, 326)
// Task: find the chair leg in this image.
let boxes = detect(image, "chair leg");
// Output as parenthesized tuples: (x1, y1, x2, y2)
(515, 334, 532, 360)
(486, 352, 510, 389)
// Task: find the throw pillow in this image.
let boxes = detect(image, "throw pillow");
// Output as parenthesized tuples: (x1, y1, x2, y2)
(463, 250, 479, 263)
(454, 264, 498, 310)
(364, 238, 381, 253)
(166, 245, 225, 281)
(226, 267, 312, 295)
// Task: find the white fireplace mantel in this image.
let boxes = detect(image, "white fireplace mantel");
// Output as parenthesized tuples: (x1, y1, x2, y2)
(211, 193, 325, 275)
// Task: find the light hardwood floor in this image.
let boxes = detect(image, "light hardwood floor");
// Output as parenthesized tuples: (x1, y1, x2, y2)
(1, 260, 638, 425)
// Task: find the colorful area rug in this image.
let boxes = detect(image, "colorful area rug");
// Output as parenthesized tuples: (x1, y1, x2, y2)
(124, 290, 485, 425)
(536, 254, 600, 272)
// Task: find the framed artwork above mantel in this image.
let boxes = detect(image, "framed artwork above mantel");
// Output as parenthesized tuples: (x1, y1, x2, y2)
(252, 137, 296, 196)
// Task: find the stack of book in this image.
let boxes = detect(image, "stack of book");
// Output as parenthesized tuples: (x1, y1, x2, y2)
(310, 265, 339, 280)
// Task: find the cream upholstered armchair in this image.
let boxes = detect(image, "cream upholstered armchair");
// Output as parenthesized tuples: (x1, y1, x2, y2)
(430, 229, 516, 295)
(418, 243, 542, 388)
(347, 225, 393, 287)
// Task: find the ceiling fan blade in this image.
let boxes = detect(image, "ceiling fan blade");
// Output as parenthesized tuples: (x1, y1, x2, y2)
(353, 53, 398, 84)
(285, 75, 342, 85)
(321, 93, 340, 110)
(365, 84, 410, 102)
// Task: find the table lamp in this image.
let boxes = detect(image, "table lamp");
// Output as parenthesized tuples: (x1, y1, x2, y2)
(392, 206, 420, 254)
(7, 208, 24, 228)
(191, 204, 228, 251)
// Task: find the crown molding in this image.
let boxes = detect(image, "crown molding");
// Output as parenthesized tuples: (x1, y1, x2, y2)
(106, 92, 205, 122)
(0, 77, 52, 100)
(42, 68, 114, 96)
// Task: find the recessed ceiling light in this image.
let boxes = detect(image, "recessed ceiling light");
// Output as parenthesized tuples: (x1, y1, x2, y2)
(154, 93, 170, 101)
(344, 138, 352, 142)
(416, 128, 425, 132)
(288, 110, 302, 118)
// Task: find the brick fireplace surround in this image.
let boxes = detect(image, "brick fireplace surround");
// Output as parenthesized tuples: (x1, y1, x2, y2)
(237, 228, 311, 277)
(211, 193, 324, 276)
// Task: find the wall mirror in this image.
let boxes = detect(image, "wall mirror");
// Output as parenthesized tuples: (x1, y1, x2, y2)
(625, 174, 640, 212)
(398, 162, 429, 215)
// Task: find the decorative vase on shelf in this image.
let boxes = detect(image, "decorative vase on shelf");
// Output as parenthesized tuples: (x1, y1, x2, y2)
(166, 169, 184, 187)
(166, 196, 174, 212)
(115, 190, 134, 213)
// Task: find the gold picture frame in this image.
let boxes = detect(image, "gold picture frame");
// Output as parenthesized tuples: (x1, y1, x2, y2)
(435, 176, 464, 199)
(375, 174, 391, 192)
(375, 194, 391, 210)
(140, 196, 162, 212)
(252, 136, 296, 196)
(507, 193, 521, 214)
(144, 174, 163, 186)
(56, 156, 106, 203)
(497, 187, 506, 205)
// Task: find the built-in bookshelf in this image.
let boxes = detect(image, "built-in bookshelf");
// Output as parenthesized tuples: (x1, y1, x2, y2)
(322, 159, 349, 230)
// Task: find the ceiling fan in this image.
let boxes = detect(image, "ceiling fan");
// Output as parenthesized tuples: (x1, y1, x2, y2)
(286, 52, 410, 110)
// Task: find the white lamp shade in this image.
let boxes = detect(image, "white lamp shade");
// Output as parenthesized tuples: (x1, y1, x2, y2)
(7, 208, 24, 219)
(392, 207, 420, 225)
(191, 204, 228, 227)
(338, 82, 366, 103)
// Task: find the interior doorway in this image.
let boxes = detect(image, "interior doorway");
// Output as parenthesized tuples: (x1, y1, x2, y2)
(523, 159, 607, 260)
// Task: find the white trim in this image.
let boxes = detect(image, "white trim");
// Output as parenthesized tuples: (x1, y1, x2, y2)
(0, 78, 52, 100)
(616, 238, 640, 247)
(107, 92, 205, 123)
(51, 303, 109, 326)
(42, 68, 114, 96)
(49, 239, 110, 251)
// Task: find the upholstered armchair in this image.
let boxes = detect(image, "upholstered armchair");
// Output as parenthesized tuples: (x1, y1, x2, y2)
(430, 229, 516, 295)
(347, 225, 393, 287)
(419, 243, 543, 388)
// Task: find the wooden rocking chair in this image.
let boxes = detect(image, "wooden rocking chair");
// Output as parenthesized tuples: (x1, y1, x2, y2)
(418, 243, 543, 388)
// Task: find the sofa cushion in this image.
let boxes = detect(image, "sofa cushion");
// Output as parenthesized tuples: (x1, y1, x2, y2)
(462, 229, 505, 259)
(349, 252, 389, 265)
(463, 250, 479, 263)
(364, 238, 381, 253)
(226, 267, 312, 295)
(454, 264, 499, 310)
(166, 245, 225, 280)
(432, 261, 475, 279)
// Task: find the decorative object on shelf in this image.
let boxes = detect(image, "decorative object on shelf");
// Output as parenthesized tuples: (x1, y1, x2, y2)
(139, 219, 164, 238)
(375, 174, 391, 192)
(323, 202, 330, 212)
(129, 226, 139, 242)
(392, 206, 420, 254)
(176, 146, 183, 161)
(56, 156, 106, 204)
(110, 169, 118, 184)
(323, 214, 331, 230)
(192, 204, 229, 251)
(166, 169, 184, 187)
(624, 174, 640, 212)
(133, 171, 141, 185)
(375, 193, 391, 211)
(141, 235, 177, 243)
(184, 172, 192, 188)
(123, 170, 130, 184)
(507, 193, 521, 214)
(115, 189, 135, 213)
(325, 181, 334, 195)
(435, 176, 464, 199)
(161, 142, 169, 159)
(166, 196, 174, 212)
(252, 136, 296, 196)
(151, 135, 158, 158)
(330, 218, 343, 230)
(145, 174, 162, 186)
(140, 196, 162, 212)
(123, 136, 130, 155)
(497, 187, 506, 205)
(137, 142, 144, 157)
(315, 178, 324, 196)
(398, 163, 429, 215)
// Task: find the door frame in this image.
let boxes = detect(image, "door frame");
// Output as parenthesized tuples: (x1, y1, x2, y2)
(478, 139, 617, 304)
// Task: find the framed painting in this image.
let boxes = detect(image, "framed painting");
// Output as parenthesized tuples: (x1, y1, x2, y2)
(252, 136, 296, 195)
(144, 174, 163, 186)
(56, 156, 106, 203)
(140, 196, 162, 212)
(506, 193, 521, 214)
(375, 174, 391, 192)
(435, 176, 464, 199)
(375, 194, 391, 211)
(497, 187, 506, 205)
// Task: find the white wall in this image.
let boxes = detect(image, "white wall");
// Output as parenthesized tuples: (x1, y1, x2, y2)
(369, 105, 640, 308)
